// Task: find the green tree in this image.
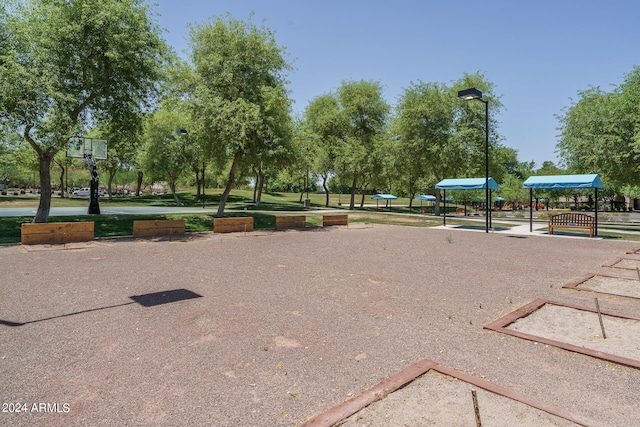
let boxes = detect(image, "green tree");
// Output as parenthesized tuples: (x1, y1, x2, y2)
(0, 0, 166, 222)
(304, 94, 349, 207)
(335, 80, 390, 210)
(139, 108, 190, 206)
(394, 73, 502, 214)
(557, 66, 640, 187)
(186, 15, 293, 217)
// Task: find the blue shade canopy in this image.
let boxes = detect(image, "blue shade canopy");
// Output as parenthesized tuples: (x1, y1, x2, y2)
(371, 193, 398, 200)
(435, 177, 499, 190)
(495, 196, 506, 201)
(522, 174, 602, 189)
(415, 194, 436, 201)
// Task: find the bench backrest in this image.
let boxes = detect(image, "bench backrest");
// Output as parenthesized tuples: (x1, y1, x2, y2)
(549, 213, 594, 226)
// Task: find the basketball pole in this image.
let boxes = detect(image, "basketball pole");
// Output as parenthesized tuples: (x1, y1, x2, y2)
(87, 154, 101, 215)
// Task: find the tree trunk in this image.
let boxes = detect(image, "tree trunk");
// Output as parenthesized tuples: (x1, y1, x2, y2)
(169, 179, 181, 206)
(349, 174, 357, 210)
(434, 189, 441, 216)
(256, 168, 265, 206)
(55, 160, 65, 198)
(253, 171, 259, 203)
(322, 174, 330, 207)
(194, 167, 202, 198)
(108, 169, 116, 201)
(409, 190, 416, 208)
(136, 171, 143, 196)
(33, 151, 55, 223)
(216, 151, 242, 218)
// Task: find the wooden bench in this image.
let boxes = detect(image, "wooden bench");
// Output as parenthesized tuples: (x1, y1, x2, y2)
(21, 222, 94, 245)
(213, 217, 254, 233)
(323, 214, 348, 227)
(275, 215, 306, 230)
(548, 213, 594, 237)
(133, 220, 185, 239)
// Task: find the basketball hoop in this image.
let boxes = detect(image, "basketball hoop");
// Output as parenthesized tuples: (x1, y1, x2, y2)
(66, 137, 107, 215)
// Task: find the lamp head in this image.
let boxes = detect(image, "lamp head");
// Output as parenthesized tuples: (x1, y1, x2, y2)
(458, 88, 483, 101)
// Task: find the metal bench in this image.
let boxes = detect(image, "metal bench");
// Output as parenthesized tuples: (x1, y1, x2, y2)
(548, 213, 594, 237)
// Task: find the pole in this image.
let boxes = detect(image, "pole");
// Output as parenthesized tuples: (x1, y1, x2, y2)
(529, 188, 533, 232)
(202, 160, 205, 209)
(484, 99, 489, 233)
(594, 188, 598, 236)
(443, 189, 447, 226)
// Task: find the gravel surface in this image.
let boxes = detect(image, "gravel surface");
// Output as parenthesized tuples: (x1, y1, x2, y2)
(1, 224, 639, 426)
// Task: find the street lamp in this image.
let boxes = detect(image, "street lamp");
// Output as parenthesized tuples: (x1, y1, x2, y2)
(458, 87, 490, 233)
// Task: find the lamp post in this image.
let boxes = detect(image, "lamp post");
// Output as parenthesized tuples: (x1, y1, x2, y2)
(458, 87, 490, 233)
(304, 147, 310, 208)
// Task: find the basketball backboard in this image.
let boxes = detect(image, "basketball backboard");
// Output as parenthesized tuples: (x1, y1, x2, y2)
(67, 138, 108, 160)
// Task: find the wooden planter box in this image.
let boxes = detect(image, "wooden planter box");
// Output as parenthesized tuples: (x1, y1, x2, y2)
(133, 220, 185, 239)
(275, 215, 306, 230)
(21, 222, 94, 245)
(323, 214, 348, 227)
(213, 217, 254, 233)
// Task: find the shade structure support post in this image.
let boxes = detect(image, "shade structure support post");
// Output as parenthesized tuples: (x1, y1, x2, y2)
(529, 188, 533, 232)
(443, 189, 447, 226)
(489, 189, 492, 228)
(595, 188, 598, 237)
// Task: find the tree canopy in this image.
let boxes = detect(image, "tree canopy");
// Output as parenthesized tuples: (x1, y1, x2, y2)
(0, 0, 166, 222)
(557, 66, 640, 187)
(184, 15, 294, 217)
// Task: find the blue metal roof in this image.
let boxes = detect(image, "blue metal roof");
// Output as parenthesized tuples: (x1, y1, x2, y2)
(435, 177, 499, 190)
(522, 174, 602, 189)
(371, 193, 398, 200)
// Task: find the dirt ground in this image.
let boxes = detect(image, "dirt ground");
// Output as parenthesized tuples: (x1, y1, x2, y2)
(1, 224, 639, 426)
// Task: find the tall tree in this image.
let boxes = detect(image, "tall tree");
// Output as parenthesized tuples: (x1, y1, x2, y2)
(139, 108, 190, 206)
(336, 80, 390, 209)
(0, 0, 166, 222)
(305, 94, 349, 207)
(557, 66, 640, 187)
(187, 15, 293, 217)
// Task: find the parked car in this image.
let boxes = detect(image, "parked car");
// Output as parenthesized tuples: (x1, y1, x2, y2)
(72, 187, 103, 197)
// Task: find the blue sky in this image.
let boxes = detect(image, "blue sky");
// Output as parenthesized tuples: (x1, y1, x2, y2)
(151, 0, 640, 168)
